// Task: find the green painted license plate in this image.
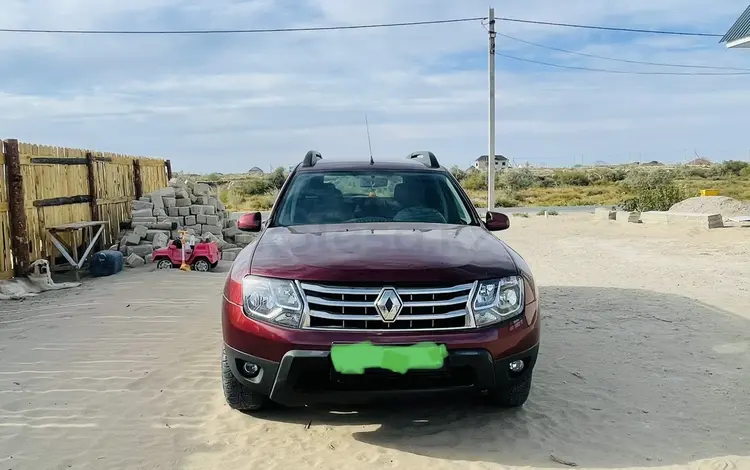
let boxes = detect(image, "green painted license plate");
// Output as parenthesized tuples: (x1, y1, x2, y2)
(330, 341, 448, 375)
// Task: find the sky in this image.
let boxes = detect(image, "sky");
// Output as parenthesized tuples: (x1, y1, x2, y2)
(1, 0, 750, 173)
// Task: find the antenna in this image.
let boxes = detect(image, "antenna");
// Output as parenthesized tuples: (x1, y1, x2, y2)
(365, 114, 374, 165)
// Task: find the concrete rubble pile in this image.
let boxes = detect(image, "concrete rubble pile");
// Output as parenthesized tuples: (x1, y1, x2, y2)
(112, 179, 257, 267)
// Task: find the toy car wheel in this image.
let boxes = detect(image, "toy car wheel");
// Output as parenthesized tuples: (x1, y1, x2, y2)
(193, 259, 210, 272)
(156, 259, 173, 270)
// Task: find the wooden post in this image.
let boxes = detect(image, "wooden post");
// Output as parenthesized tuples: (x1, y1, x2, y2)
(4, 139, 30, 276)
(85, 152, 100, 221)
(133, 159, 143, 200)
(165, 159, 173, 180)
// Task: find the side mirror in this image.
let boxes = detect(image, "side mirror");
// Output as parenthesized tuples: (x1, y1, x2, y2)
(237, 212, 262, 232)
(485, 211, 510, 231)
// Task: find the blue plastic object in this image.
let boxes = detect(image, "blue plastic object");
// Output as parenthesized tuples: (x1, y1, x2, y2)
(89, 250, 124, 277)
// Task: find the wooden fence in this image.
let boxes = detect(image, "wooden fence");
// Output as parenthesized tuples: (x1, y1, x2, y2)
(0, 139, 172, 280)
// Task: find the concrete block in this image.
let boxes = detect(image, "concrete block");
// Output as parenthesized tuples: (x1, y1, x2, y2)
(163, 196, 176, 208)
(152, 187, 176, 199)
(217, 200, 226, 211)
(126, 253, 145, 267)
(145, 254, 154, 264)
(126, 244, 153, 258)
(145, 229, 170, 241)
(196, 214, 208, 224)
(193, 183, 211, 196)
(185, 224, 202, 234)
(190, 195, 198, 203)
(203, 205, 216, 215)
(222, 251, 238, 261)
(132, 208, 153, 218)
(176, 198, 191, 207)
(124, 233, 142, 246)
(196, 195, 209, 205)
(131, 200, 154, 211)
(615, 211, 641, 224)
(177, 206, 190, 216)
(185, 215, 197, 226)
(175, 188, 190, 199)
(153, 208, 167, 217)
(222, 227, 242, 239)
(152, 232, 170, 249)
(205, 215, 219, 226)
(151, 195, 164, 210)
(208, 196, 219, 208)
(202, 224, 223, 236)
(167, 207, 180, 217)
(133, 225, 149, 238)
(190, 205, 204, 215)
(641, 211, 724, 229)
(594, 208, 616, 220)
(139, 196, 151, 202)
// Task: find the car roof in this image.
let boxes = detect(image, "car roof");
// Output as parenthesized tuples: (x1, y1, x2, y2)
(296, 159, 447, 172)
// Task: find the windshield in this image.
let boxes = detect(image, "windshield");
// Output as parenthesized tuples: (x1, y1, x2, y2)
(274, 170, 474, 226)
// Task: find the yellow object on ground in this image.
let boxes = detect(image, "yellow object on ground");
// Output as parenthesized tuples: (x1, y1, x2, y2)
(700, 189, 720, 196)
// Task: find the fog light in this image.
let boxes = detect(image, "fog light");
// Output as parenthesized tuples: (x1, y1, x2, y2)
(509, 360, 525, 373)
(242, 362, 260, 378)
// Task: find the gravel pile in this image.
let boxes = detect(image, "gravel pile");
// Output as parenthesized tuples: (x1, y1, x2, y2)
(669, 196, 750, 219)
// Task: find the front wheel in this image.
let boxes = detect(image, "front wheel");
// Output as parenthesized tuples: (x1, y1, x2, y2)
(487, 372, 532, 408)
(222, 349, 268, 412)
(192, 258, 210, 272)
(156, 259, 173, 270)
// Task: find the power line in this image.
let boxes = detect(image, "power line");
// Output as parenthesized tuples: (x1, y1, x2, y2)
(0, 17, 485, 34)
(496, 32, 750, 71)
(0, 15, 725, 37)
(493, 52, 750, 75)
(495, 17, 723, 38)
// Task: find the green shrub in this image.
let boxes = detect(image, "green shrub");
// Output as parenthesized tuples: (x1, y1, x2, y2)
(463, 172, 488, 191)
(498, 168, 538, 193)
(236, 177, 270, 196)
(740, 166, 750, 178)
(537, 209, 559, 216)
(720, 160, 749, 177)
(495, 195, 521, 207)
(552, 170, 590, 186)
(267, 167, 288, 190)
(618, 169, 686, 211)
(450, 165, 467, 181)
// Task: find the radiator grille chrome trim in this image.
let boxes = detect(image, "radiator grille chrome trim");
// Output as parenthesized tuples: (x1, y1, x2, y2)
(297, 281, 477, 331)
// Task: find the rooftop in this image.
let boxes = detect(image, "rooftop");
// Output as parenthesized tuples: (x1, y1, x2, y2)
(476, 154, 508, 162)
(720, 5, 750, 48)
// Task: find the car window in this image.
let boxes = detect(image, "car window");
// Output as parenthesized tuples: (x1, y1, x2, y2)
(274, 170, 474, 226)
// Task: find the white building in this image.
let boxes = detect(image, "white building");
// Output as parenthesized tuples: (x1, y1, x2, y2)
(721, 5, 750, 48)
(474, 154, 509, 171)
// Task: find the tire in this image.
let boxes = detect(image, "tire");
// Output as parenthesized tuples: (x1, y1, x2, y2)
(156, 259, 173, 270)
(222, 349, 268, 412)
(192, 258, 210, 272)
(488, 372, 532, 408)
(210, 261, 219, 269)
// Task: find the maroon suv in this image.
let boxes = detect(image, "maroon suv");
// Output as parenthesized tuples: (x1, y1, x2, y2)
(222, 151, 540, 412)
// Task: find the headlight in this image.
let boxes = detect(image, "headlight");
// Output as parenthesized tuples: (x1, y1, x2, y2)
(242, 275, 303, 328)
(471, 276, 524, 327)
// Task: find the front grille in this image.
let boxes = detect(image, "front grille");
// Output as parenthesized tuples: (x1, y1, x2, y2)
(300, 282, 474, 331)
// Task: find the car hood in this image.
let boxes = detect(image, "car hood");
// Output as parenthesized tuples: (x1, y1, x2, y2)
(249, 223, 518, 284)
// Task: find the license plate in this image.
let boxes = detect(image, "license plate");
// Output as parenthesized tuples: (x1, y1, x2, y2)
(330, 341, 448, 375)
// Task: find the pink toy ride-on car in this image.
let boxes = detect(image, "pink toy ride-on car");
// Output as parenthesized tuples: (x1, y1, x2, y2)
(152, 240, 220, 272)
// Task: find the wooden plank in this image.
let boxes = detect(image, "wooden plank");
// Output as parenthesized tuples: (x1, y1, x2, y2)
(98, 197, 130, 204)
(30, 157, 88, 165)
(86, 152, 100, 220)
(0, 202, 8, 212)
(33, 195, 91, 208)
(4, 139, 30, 276)
(48, 220, 108, 232)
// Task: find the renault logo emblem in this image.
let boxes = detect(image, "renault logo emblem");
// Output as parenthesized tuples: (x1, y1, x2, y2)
(374, 287, 403, 323)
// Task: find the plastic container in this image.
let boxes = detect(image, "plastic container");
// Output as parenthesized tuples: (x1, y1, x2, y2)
(89, 250, 124, 277)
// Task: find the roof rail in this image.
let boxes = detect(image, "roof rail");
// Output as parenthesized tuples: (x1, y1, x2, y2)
(406, 151, 440, 169)
(302, 150, 322, 168)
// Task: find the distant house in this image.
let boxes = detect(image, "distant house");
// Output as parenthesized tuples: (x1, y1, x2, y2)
(720, 5, 750, 48)
(474, 155, 509, 171)
(248, 166, 264, 176)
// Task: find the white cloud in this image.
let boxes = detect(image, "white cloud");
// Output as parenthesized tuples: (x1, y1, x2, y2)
(0, 0, 749, 172)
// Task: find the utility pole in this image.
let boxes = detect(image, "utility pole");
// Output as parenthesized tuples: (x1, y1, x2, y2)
(487, 6, 496, 212)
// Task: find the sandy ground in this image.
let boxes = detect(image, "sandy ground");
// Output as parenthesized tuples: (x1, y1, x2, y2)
(0, 213, 748, 470)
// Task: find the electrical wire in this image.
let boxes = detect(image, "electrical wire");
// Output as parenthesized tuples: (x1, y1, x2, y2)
(495, 32, 750, 71)
(0, 17, 485, 34)
(495, 17, 723, 37)
(0, 15, 725, 37)
(493, 52, 750, 75)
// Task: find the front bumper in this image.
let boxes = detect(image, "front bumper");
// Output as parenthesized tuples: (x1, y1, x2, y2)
(225, 343, 539, 407)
